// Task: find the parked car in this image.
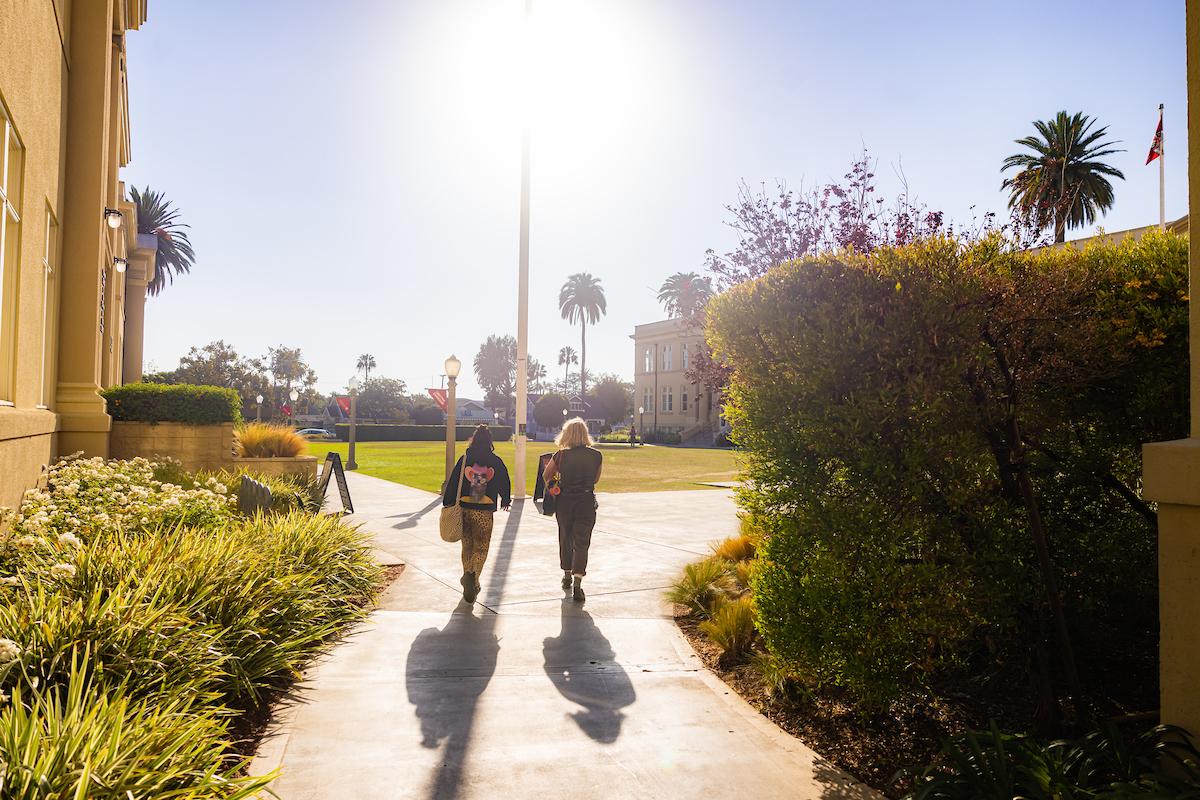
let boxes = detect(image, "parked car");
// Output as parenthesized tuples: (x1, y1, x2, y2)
(296, 428, 336, 440)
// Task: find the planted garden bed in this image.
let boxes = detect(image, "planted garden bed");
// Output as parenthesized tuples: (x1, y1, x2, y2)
(0, 454, 382, 796)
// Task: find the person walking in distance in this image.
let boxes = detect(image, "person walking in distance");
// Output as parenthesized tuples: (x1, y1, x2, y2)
(544, 417, 602, 601)
(442, 425, 511, 603)
(628, 424, 637, 447)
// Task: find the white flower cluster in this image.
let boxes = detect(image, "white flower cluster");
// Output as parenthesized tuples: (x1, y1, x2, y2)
(0, 455, 235, 593)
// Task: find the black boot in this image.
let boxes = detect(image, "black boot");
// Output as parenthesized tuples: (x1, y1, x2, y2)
(561, 571, 572, 591)
(572, 575, 585, 602)
(461, 571, 478, 603)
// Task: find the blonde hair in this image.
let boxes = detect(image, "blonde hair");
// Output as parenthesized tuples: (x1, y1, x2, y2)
(555, 417, 593, 449)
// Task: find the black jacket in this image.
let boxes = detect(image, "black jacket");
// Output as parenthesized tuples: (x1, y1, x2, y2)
(442, 448, 512, 512)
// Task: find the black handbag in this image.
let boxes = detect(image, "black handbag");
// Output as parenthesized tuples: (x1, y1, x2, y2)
(540, 451, 561, 516)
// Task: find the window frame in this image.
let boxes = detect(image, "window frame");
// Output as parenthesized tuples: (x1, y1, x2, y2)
(38, 208, 57, 409)
(0, 111, 23, 405)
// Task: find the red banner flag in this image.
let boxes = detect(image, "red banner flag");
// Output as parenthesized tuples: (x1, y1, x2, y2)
(281, 404, 292, 417)
(335, 396, 351, 415)
(428, 388, 449, 412)
(1146, 110, 1163, 164)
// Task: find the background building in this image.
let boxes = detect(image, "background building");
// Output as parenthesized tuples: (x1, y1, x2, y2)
(632, 318, 722, 443)
(0, 0, 153, 509)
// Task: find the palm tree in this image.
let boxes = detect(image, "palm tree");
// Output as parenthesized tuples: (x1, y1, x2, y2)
(356, 353, 376, 382)
(130, 186, 196, 296)
(657, 272, 714, 318)
(1001, 111, 1125, 244)
(528, 356, 548, 392)
(559, 273, 606, 399)
(557, 346, 578, 383)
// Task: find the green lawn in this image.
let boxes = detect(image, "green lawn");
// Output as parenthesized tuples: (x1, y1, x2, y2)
(307, 440, 740, 494)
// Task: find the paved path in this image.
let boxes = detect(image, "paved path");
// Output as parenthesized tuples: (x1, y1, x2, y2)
(251, 471, 878, 799)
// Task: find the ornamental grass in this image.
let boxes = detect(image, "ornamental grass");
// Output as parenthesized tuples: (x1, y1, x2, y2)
(235, 423, 308, 458)
(0, 454, 381, 794)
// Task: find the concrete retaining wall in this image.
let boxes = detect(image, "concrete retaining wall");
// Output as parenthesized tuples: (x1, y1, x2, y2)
(109, 421, 236, 472)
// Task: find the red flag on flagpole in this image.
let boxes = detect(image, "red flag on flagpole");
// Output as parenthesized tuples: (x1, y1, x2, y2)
(1146, 109, 1163, 164)
(427, 388, 449, 412)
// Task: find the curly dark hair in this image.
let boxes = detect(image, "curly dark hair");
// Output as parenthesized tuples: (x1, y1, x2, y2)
(467, 424, 494, 453)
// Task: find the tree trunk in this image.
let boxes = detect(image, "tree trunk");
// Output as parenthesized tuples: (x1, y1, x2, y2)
(1054, 211, 1066, 244)
(580, 320, 588, 400)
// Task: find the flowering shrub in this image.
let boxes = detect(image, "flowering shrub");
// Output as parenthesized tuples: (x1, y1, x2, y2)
(2, 453, 232, 545)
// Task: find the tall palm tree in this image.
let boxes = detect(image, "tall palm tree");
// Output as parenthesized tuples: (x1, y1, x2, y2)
(557, 346, 578, 383)
(1001, 111, 1125, 244)
(559, 273, 606, 399)
(356, 353, 376, 382)
(528, 356, 548, 392)
(130, 186, 195, 296)
(657, 272, 714, 318)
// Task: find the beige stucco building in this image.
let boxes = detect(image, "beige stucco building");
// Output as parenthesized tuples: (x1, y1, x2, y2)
(0, 0, 155, 510)
(631, 318, 722, 442)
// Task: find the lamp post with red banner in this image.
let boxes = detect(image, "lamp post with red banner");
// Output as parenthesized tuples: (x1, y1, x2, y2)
(444, 355, 461, 483)
(347, 376, 360, 470)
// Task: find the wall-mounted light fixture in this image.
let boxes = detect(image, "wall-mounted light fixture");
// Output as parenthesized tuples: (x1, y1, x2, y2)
(104, 208, 123, 230)
(112, 257, 128, 273)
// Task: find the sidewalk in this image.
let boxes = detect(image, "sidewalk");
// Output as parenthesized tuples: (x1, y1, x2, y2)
(251, 471, 878, 799)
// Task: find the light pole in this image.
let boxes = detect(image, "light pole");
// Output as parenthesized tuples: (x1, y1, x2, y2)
(638, 406, 644, 446)
(513, 0, 534, 500)
(347, 376, 360, 470)
(289, 388, 299, 425)
(444, 355, 461, 482)
(256, 394, 263, 423)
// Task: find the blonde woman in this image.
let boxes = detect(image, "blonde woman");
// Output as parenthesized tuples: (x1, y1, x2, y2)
(543, 417, 603, 601)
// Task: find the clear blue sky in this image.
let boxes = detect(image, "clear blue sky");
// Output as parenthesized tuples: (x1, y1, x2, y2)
(126, 0, 1188, 400)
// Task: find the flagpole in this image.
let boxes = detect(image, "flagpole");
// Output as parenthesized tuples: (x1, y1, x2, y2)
(1159, 103, 1166, 231)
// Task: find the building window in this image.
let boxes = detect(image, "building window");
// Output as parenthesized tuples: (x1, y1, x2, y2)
(663, 345, 673, 371)
(683, 342, 690, 369)
(681, 386, 689, 413)
(643, 347, 652, 374)
(662, 385, 673, 412)
(642, 388, 652, 414)
(39, 210, 57, 408)
(0, 111, 23, 404)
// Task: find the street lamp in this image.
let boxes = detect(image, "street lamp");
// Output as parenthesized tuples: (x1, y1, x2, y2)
(638, 405, 645, 446)
(444, 355, 461, 482)
(289, 388, 299, 423)
(256, 394, 264, 423)
(347, 376, 360, 470)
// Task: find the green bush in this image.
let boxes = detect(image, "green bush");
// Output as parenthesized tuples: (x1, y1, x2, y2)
(102, 382, 243, 425)
(905, 722, 1200, 800)
(666, 557, 737, 617)
(641, 430, 682, 444)
(334, 423, 514, 442)
(707, 231, 1188, 709)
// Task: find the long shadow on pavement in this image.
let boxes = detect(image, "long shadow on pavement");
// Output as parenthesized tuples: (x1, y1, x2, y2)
(403, 499, 524, 800)
(542, 601, 636, 743)
(390, 497, 443, 530)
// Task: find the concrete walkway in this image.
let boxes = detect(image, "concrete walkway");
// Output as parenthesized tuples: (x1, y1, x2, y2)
(251, 471, 878, 800)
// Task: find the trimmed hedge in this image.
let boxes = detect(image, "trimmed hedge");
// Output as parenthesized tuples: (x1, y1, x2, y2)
(102, 383, 242, 425)
(335, 424, 513, 442)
